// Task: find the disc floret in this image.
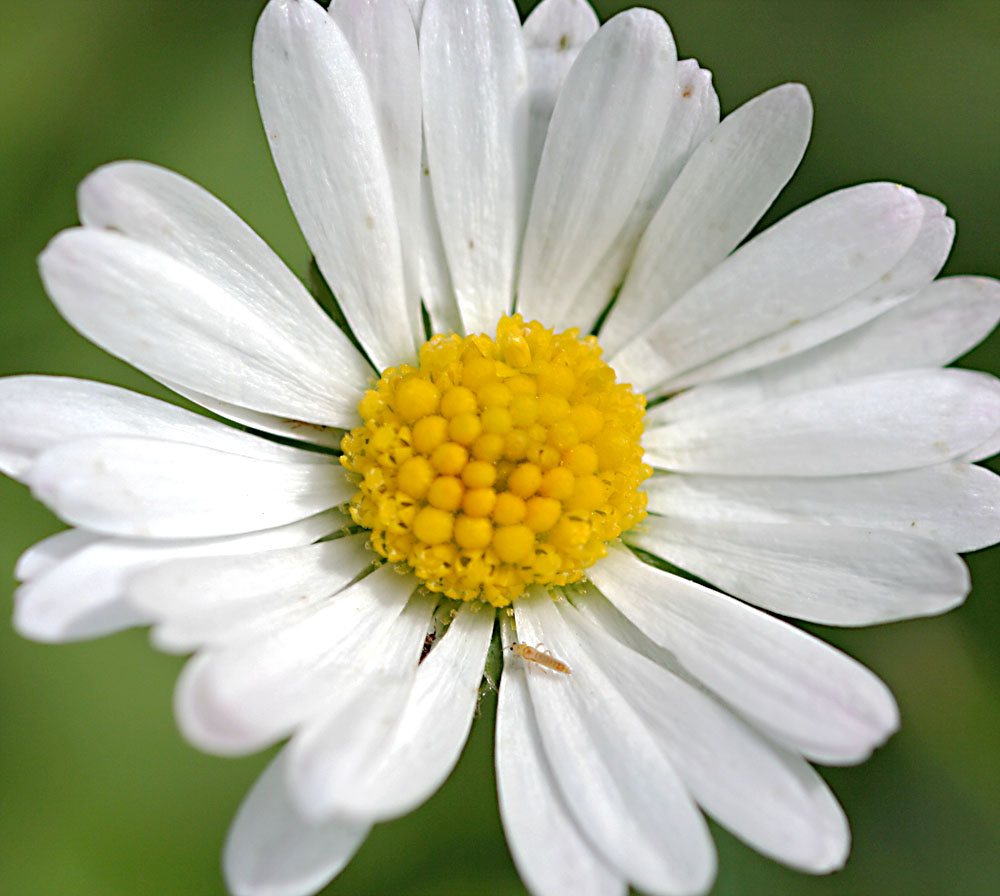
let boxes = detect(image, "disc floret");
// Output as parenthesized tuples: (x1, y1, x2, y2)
(341, 315, 650, 606)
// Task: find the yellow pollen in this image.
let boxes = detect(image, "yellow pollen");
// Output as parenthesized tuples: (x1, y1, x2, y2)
(341, 314, 650, 606)
(492, 492, 527, 525)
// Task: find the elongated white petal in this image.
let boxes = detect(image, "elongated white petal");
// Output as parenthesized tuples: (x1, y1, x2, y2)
(336, 602, 495, 820)
(40, 229, 369, 429)
(174, 564, 415, 756)
(224, 751, 370, 896)
(522, 0, 600, 196)
(644, 369, 1000, 476)
(76, 160, 372, 410)
(416, 138, 462, 334)
(613, 183, 925, 391)
(576, 58, 719, 328)
(254, 0, 421, 369)
(658, 273, 999, 423)
(28, 437, 349, 539)
(14, 511, 344, 643)
(517, 9, 676, 331)
(330, 0, 423, 333)
(657, 199, 956, 393)
(572, 587, 850, 872)
(635, 60, 720, 220)
(497, 615, 627, 896)
(515, 591, 716, 896)
(601, 84, 812, 355)
(0, 375, 320, 482)
(160, 378, 344, 450)
(591, 547, 899, 764)
(14, 528, 97, 581)
(421, 0, 530, 334)
(130, 533, 372, 653)
(15, 562, 147, 643)
(627, 516, 969, 626)
(285, 590, 436, 822)
(644, 464, 1000, 553)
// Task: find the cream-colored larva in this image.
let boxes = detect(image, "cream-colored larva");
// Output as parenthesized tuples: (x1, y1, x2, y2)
(509, 642, 572, 674)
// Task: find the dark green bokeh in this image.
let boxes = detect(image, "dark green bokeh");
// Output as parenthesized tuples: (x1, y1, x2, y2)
(1, 1, 998, 893)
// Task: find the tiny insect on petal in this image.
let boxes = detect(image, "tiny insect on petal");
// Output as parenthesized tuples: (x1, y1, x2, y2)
(509, 641, 572, 674)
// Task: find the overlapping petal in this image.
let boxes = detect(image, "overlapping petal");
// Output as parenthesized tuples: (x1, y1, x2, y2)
(570, 588, 851, 871)
(627, 515, 969, 625)
(254, 0, 423, 370)
(14, 511, 345, 643)
(612, 183, 926, 391)
(601, 83, 812, 355)
(514, 590, 716, 896)
(496, 615, 627, 896)
(224, 751, 370, 896)
(421, 0, 530, 333)
(40, 224, 369, 431)
(644, 464, 1000, 553)
(174, 563, 417, 756)
(0, 375, 314, 480)
(590, 546, 899, 762)
(516, 8, 677, 330)
(644, 369, 1000, 476)
(28, 437, 349, 539)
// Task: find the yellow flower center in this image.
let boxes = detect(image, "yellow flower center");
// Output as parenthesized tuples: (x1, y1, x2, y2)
(341, 315, 650, 606)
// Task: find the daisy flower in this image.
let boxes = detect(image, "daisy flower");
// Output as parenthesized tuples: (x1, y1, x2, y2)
(4, 0, 1000, 894)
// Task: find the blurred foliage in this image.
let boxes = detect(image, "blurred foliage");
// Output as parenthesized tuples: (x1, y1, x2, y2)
(1, 1, 998, 894)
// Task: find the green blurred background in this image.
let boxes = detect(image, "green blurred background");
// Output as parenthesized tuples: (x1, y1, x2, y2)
(1, 1, 998, 893)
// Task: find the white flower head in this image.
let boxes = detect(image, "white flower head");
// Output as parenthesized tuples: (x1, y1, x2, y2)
(4, 0, 1000, 894)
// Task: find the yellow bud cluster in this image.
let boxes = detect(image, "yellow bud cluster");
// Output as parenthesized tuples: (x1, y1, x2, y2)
(341, 314, 650, 606)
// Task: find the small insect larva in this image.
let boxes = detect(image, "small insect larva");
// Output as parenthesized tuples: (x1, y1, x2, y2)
(508, 642, 572, 675)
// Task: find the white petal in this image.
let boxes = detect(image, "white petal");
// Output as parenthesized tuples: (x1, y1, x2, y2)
(160, 378, 345, 450)
(174, 563, 415, 756)
(224, 750, 370, 896)
(574, 59, 719, 327)
(28, 436, 350, 538)
(522, 0, 600, 197)
(656, 198, 956, 393)
(254, 0, 422, 369)
(657, 272, 997, 423)
(335, 602, 495, 820)
(330, 0, 423, 335)
(601, 84, 812, 356)
(0, 375, 319, 481)
(284, 589, 437, 822)
(644, 369, 1000, 476)
(517, 9, 677, 331)
(637, 60, 720, 216)
(626, 516, 969, 626)
(39, 229, 369, 429)
(612, 183, 926, 391)
(421, 0, 530, 334)
(14, 528, 97, 581)
(963, 427, 1000, 463)
(14, 559, 147, 644)
(130, 533, 372, 653)
(644, 463, 1000, 553)
(590, 547, 899, 765)
(496, 614, 627, 896)
(515, 591, 716, 896)
(416, 138, 463, 334)
(76, 160, 372, 412)
(401, 0, 425, 30)
(572, 586, 850, 872)
(13, 511, 344, 643)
